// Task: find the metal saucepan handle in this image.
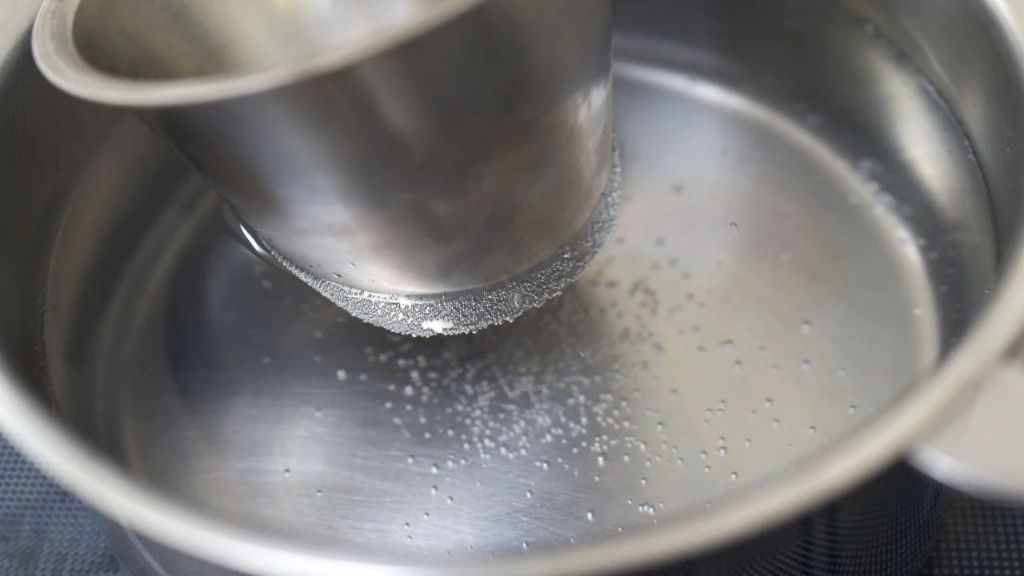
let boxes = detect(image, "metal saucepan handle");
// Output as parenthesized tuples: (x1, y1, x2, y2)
(912, 350, 1024, 500)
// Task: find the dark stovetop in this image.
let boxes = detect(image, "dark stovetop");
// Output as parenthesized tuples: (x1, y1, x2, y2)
(1, 438, 1021, 576)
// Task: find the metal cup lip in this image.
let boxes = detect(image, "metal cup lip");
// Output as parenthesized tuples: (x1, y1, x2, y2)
(31, 0, 485, 108)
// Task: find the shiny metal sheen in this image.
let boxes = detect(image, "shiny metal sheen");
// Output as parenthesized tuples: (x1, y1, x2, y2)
(2, 0, 1024, 575)
(32, 0, 615, 336)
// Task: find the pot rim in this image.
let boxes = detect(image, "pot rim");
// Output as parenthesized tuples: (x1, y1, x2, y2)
(31, 0, 485, 108)
(5, 3, 1024, 576)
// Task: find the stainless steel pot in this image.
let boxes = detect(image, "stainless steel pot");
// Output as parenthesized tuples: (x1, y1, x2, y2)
(2, 0, 1024, 575)
(32, 0, 617, 337)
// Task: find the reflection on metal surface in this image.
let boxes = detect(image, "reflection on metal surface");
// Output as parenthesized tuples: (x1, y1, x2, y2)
(45, 18, 985, 563)
(2, 0, 1022, 574)
(34, 0, 616, 335)
(915, 362, 1024, 499)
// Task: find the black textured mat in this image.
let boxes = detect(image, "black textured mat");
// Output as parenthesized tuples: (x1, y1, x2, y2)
(0, 435, 1021, 575)
(0, 439, 123, 575)
(922, 496, 1024, 576)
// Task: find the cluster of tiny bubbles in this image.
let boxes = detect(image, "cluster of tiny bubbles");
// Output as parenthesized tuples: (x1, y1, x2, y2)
(314, 261, 856, 548)
(272, 143, 623, 337)
(240, 147, 900, 557)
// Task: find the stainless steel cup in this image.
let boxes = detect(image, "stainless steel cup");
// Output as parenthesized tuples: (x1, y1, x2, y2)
(33, 0, 616, 336)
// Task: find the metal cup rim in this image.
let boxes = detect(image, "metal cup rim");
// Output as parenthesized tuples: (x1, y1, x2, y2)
(31, 0, 485, 108)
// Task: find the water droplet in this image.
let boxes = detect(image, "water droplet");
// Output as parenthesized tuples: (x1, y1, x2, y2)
(348, 262, 357, 269)
(261, 356, 272, 365)
(772, 419, 781, 429)
(731, 360, 744, 373)
(847, 404, 858, 415)
(522, 541, 530, 550)
(801, 320, 813, 334)
(596, 455, 606, 467)
(315, 489, 323, 497)
(525, 490, 534, 499)
(719, 339, 735, 351)
(744, 437, 752, 447)
(260, 278, 274, 291)
(406, 455, 415, 464)
(717, 446, 728, 457)
(283, 468, 291, 477)
(423, 512, 430, 520)
(586, 510, 595, 522)
(640, 477, 648, 486)
(403, 385, 415, 397)
(730, 222, 739, 234)
(808, 426, 817, 435)
(313, 408, 323, 417)
(704, 465, 711, 473)
(430, 464, 440, 474)
(801, 359, 812, 371)
(730, 471, 738, 480)
(430, 485, 438, 496)
(335, 369, 348, 381)
(447, 496, 454, 504)
(764, 398, 774, 408)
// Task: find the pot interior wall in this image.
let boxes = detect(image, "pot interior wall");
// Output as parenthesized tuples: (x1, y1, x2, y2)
(0, 0, 1019, 569)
